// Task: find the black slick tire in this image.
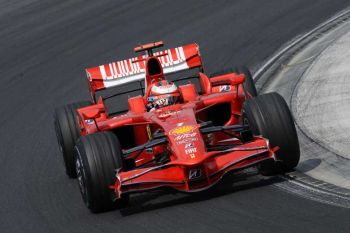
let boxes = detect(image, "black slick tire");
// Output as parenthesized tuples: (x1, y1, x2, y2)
(54, 101, 90, 178)
(74, 132, 128, 213)
(242, 93, 300, 175)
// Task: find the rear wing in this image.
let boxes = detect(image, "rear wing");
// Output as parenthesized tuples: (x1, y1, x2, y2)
(85, 43, 203, 95)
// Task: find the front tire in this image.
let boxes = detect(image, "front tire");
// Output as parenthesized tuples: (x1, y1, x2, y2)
(54, 101, 91, 178)
(74, 132, 128, 213)
(243, 93, 300, 175)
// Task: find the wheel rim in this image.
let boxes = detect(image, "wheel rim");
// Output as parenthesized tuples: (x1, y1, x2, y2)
(75, 151, 89, 206)
(75, 158, 85, 194)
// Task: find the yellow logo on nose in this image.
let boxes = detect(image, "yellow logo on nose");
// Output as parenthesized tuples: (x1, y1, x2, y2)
(169, 125, 196, 136)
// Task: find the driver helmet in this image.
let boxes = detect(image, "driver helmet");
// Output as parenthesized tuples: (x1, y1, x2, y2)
(148, 80, 180, 110)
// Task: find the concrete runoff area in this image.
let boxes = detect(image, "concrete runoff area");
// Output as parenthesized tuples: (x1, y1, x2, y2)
(294, 29, 350, 161)
(294, 26, 350, 188)
(261, 20, 350, 189)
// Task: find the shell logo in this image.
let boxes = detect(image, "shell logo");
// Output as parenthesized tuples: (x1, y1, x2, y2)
(169, 125, 196, 136)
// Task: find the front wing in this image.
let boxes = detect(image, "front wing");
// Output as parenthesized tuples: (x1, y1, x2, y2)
(111, 138, 275, 198)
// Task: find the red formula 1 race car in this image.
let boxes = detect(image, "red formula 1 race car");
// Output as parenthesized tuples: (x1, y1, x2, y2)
(54, 41, 300, 213)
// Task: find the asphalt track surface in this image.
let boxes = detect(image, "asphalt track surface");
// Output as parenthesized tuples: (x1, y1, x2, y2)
(1, 1, 350, 233)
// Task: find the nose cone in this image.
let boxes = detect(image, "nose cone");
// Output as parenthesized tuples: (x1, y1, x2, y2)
(168, 125, 206, 163)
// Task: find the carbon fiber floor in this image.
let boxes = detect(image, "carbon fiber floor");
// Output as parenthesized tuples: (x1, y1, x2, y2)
(1, 1, 350, 232)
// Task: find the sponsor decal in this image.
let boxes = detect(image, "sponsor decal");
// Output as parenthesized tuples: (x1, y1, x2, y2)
(174, 132, 197, 141)
(185, 142, 194, 149)
(176, 138, 198, 145)
(158, 110, 181, 118)
(219, 85, 231, 92)
(189, 169, 201, 180)
(169, 125, 197, 136)
(185, 148, 197, 155)
(85, 119, 94, 125)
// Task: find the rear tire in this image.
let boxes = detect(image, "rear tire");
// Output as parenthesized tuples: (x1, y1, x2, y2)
(54, 101, 90, 178)
(235, 66, 258, 97)
(242, 93, 300, 175)
(74, 132, 128, 213)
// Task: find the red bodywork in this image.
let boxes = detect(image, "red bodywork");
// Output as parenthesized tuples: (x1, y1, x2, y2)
(77, 42, 276, 198)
